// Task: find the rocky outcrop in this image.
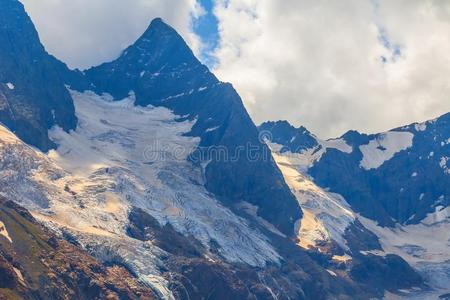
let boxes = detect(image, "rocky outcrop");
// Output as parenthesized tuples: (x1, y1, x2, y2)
(350, 254, 422, 292)
(0, 0, 77, 151)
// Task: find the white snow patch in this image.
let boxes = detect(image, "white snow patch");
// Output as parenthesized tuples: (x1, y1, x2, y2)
(13, 267, 26, 286)
(321, 138, 353, 153)
(332, 254, 352, 262)
(268, 137, 352, 173)
(160, 92, 186, 102)
(205, 126, 220, 133)
(414, 122, 427, 132)
(360, 249, 387, 257)
(359, 208, 450, 292)
(359, 131, 414, 170)
(439, 157, 450, 175)
(0, 220, 13, 243)
(326, 269, 337, 276)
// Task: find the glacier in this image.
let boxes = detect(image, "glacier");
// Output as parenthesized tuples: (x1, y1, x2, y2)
(0, 89, 282, 299)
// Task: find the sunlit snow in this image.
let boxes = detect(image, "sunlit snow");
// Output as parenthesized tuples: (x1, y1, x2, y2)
(359, 207, 450, 296)
(268, 137, 353, 173)
(0, 90, 281, 299)
(270, 146, 355, 251)
(359, 131, 414, 170)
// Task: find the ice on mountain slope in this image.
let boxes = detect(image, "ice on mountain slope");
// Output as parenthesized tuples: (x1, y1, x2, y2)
(414, 122, 427, 132)
(1, 122, 176, 295)
(321, 138, 353, 153)
(439, 156, 450, 175)
(0, 90, 282, 298)
(359, 131, 414, 170)
(47, 89, 280, 266)
(359, 207, 450, 296)
(0, 125, 64, 211)
(268, 138, 352, 173)
(269, 143, 355, 251)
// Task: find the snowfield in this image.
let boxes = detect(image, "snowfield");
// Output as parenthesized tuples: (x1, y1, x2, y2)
(269, 143, 355, 251)
(268, 138, 353, 173)
(0, 90, 281, 299)
(359, 131, 414, 170)
(360, 207, 450, 298)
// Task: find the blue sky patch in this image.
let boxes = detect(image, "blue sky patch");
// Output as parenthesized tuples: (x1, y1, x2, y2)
(193, 0, 219, 67)
(378, 27, 402, 64)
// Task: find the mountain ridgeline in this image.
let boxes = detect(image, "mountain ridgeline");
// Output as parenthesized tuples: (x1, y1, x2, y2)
(260, 116, 450, 227)
(1, 0, 445, 298)
(0, 0, 76, 151)
(79, 18, 302, 235)
(0, 4, 300, 236)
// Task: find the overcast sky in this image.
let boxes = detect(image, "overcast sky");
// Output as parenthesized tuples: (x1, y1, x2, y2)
(21, 0, 450, 138)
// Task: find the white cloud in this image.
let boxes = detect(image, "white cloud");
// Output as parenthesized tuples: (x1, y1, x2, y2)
(20, 1, 450, 137)
(21, 0, 203, 70)
(212, 0, 450, 138)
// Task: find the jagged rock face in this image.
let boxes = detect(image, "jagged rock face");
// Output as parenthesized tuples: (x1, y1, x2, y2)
(126, 207, 378, 300)
(260, 117, 450, 296)
(259, 121, 319, 153)
(311, 115, 450, 226)
(0, 198, 155, 300)
(0, 0, 77, 151)
(260, 115, 450, 227)
(77, 18, 301, 236)
(350, 254, 422, 292)
(266, 140, 424, 297)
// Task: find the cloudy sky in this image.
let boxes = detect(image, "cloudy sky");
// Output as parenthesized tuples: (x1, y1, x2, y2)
(21, 0, 450, 138)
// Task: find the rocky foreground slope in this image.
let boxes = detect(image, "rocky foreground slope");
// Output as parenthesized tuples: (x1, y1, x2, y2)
(0, 196, 155, 299)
